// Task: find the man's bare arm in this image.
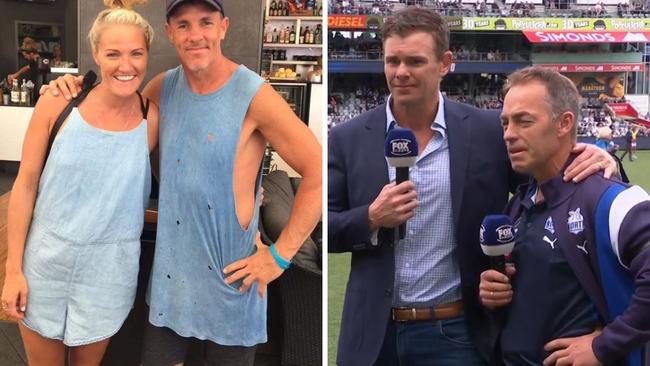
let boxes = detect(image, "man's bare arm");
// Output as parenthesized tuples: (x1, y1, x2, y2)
(252, 83, 322, 260)
(141, 72, 165, 106)
(224, 83, 322, 297)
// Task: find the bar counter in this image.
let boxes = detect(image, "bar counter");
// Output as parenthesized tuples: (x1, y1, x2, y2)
(0, 106, 32, 162)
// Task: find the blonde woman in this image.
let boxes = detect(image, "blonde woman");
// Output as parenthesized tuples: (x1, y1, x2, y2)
(1, 1, 158, 365)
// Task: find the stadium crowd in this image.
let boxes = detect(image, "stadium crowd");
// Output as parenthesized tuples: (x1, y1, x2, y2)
(328, 86, 649, 139)
(327, 88, 505, 129)
(329, 33, 526, 61)
(578, 98, 649, 138)
(328, 86, 389, 128)
(328, 0, 650, 17)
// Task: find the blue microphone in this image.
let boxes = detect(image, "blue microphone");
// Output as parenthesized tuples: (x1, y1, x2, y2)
(480, 215, 515, 273)
(385, 127, 418, 239)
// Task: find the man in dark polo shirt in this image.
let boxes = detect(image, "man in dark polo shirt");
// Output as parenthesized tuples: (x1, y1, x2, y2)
(480, 66, 650, 366)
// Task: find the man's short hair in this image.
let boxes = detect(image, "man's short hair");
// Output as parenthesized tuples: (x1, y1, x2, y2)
(504, 66, 580, 139)
(380, 7, 449, 60)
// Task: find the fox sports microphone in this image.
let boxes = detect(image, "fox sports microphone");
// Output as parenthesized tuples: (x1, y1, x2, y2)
(385, 127, 418, 240)
(480, 215, 515, 273)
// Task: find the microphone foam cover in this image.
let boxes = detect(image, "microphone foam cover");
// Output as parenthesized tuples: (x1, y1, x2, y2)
(480, 215, 515, 256)
(385, 127, 418, 168)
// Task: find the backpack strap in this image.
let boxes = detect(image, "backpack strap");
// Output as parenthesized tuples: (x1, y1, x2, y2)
(44, 78, 98, 165)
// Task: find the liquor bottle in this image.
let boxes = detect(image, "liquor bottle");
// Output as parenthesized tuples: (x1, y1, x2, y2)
(304, 26, 312, 44)
(10, 79, 19, 105)
(299, 26, 305, 44)
(265, 26, 273, 43)
(272, 28, 278, 43)
(284, 0, 289, 15)
(315, 24, 322, 44)
(289, 25, 296, 43)
(1, 80, 8, 105)
(2, 85, 9, 106)
(270, 0, 277, 16)
(20, 79, 28, 106)
(280, 27, 286, 44)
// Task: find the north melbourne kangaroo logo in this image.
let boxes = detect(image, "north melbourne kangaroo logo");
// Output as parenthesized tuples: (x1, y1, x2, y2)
(568, 208, 584, 234)
(543, 235, 557, 249)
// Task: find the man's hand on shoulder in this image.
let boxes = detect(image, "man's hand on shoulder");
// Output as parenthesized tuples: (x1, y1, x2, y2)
(564, 143, 618, 182)
(40, 74, 83, 100)
(368, 181, 418, 231)
(543, 329, 603, 366)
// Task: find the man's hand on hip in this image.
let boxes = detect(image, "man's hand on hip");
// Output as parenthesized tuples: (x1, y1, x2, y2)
(223, 233, 284, 298)
(368, 181, 418, 231)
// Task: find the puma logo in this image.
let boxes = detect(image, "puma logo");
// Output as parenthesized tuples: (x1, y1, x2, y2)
(543, 235, 557, 249)
(577, 240, 588, 254)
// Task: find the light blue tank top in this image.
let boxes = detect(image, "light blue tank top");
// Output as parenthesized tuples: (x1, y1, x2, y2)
(32, 107, 151, 242)
(23, 106, 150, 345)
(148, 65, 266, 346)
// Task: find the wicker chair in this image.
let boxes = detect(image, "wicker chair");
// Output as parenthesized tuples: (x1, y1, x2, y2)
(259, 171, 322, 366)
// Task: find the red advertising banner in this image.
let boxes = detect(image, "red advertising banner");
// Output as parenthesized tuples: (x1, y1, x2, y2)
(328, 15, 368, 29)
(538, 64, 645, 72)
(608, 102, 638, 118)
(524, 31, 650, 43)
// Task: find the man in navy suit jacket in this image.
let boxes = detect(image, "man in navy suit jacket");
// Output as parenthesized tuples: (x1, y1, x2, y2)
(328, 7, 617, 366)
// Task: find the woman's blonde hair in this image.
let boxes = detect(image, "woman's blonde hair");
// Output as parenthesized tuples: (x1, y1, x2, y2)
(88, 0, 154, 53)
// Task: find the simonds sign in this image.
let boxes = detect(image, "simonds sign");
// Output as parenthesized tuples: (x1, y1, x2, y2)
(524, 31, 650, 43)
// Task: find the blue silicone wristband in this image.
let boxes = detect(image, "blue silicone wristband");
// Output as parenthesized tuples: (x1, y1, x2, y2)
(269, 244, 291, 270)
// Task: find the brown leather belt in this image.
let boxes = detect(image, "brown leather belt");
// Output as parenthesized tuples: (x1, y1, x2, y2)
(391, 301, 464, 322)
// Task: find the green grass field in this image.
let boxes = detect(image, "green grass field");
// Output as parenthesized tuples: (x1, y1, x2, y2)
(327, 150, 650, 366)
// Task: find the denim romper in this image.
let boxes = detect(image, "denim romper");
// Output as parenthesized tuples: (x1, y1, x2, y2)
(147, 65, 266, 346)
(22, 97, 151, 346)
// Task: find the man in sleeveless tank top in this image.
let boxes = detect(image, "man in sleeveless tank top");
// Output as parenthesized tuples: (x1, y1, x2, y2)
(132, 1, 320, 364)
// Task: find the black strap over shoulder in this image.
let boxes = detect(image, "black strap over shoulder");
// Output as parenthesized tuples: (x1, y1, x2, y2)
(136, 91, 150, 119)
(44, 70, 98, 165)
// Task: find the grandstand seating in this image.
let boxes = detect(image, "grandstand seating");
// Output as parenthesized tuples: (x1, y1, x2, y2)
(329, 0, 650, 16)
